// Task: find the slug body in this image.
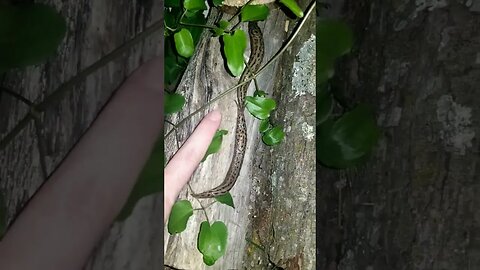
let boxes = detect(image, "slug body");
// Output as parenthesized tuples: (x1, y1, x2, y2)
(193, 22, 265, 198)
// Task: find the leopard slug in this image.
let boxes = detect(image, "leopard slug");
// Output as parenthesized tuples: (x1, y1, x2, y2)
(192, 22, 264, 198)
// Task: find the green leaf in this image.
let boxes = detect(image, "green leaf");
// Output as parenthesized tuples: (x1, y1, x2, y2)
(213, 0, 224, 6)
(259, 119, 271, 133)
(0, 3, 67, 70)
(174, 28, 195, 58)
(317, 104, 380, 168)
(317, 93, 334, 125)
(222, 29, 247, 77)
(168, 200, 194, 234)
(184, 0, 207, 11)
(165, 54, 186, 85)
(218, 20, 230, 30)
(241, 5, 269, 22)
(213, 20, 230, 37)
(278, 0, 304, 18)
(202, 129, 228, 162)
(0, 192, 6, 239)
(317, 19, 354, 59)
(165, 92, 186, 114)
(116, 136, 164, 221)
(262, 126, 285, 146)
(215, 193, 234, 208)
(197, 221, 228, 266)
(245, 96, 276, 120)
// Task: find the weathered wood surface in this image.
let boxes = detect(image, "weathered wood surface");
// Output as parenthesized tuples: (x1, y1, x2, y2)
(164, 2, 316, 269)
(0, 0, 162, 269)
(318, 1, 480, 269)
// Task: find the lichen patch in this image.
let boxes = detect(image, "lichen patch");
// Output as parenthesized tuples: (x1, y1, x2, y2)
(436, 95, 475, 155)
(292, 34, 316, 98)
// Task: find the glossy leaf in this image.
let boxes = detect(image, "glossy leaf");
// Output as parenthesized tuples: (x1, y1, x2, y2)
(184, 0, 207, 11)
(117, 137, 163, 221)
(245, 96, 276, 120)
(174, 28, 195, 58)
(317, 104, 380, 168)
(279, 0, 304, 18)
(168, 200, 194, 234)
(197, 221, 228, 266)
(262, 126, 285, 146)
(202, 129, 228, 162)
(241, 5, 269, 22)
(259, 119, 271, 133)
(215, 193, 234, 208)
(317, 19, 354, 59)
(0, 3, 67, 70)
(165, 92, 186, 114)
(222, 29, 247, 77)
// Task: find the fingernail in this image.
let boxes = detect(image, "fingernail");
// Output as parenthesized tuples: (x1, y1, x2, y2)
(207, 110, 221, 121)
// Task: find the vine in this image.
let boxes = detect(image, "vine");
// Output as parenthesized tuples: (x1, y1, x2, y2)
(164, 0, 314, 266)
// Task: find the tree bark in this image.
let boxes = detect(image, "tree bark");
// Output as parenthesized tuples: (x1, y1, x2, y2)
(318, 1, 480, 269)
(164, 2, 316, 269)
(0, 1, 162, 269)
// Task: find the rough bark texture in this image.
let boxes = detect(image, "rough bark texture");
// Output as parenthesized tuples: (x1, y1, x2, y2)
(164, 2, 316, 269)
(318, 1, 479, 270)
(0, 0, 162, 269)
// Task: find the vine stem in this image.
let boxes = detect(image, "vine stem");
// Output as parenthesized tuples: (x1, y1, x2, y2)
(165, 0, 316, 138)
(0, 19, 162, 150)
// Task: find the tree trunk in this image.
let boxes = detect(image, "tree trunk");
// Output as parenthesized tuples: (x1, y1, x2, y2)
(0, 1, 162, 269)
(318, 1, 480, 269)
(164, 2, 316, 269)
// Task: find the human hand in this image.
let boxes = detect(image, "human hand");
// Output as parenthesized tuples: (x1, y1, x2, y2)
(164, 110, 222, 222)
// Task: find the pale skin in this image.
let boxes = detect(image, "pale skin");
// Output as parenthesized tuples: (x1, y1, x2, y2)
(0, 55, 221, 269)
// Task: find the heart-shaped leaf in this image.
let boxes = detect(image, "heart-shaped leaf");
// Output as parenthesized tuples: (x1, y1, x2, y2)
(262, 126, 285, 146)
(222, 29, 247, 77)
(241, 5, 269, 22)
(168, 200, 194, 234)
(0, 3, 67, 70)
(245, 96, 276, 120)
(215, 193, 234, 208)
(202, 129, 228, 162)
(174, 28, 195, 58)
(197, 221, 228, 266)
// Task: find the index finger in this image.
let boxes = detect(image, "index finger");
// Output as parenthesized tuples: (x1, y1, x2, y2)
(164, 110, 221, 218)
